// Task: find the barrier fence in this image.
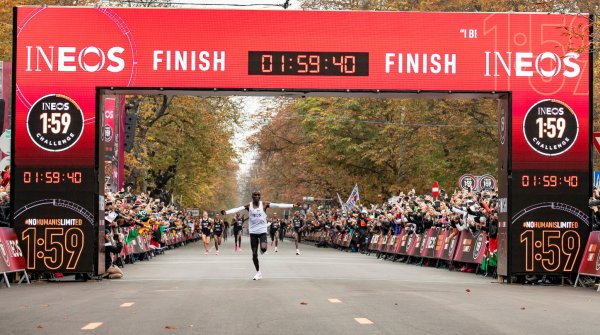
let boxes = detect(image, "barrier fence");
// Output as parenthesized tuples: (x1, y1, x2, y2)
(0, 227, 30, 288)
(575, 231, 600, 291)
(295, 227, 495, 274)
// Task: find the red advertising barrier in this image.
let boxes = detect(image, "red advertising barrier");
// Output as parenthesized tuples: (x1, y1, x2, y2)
(575, 231, 600, 292)
(407, 232, 424, 257)
(420, 228, 440, 259)
(385, 234, 397, 254)
(369, 234, 380, 251)
(435, 230, 459, 261)
(378, 233, 389, 252)
(0, 228, 29, 288)
(453, 230, 488, 265)
(395, 231, 411, 255)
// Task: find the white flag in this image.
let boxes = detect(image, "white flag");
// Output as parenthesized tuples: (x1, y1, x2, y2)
(345, 184, 360, 210)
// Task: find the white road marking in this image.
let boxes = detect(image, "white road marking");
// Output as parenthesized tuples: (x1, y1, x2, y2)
(354, 318, 373, 325)
(328, 298, 342, 303)
(120, 302, 134, 307)
(81, 322, 103, 330)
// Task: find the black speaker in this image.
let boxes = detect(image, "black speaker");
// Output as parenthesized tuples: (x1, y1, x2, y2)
(123, 113, 137, 152)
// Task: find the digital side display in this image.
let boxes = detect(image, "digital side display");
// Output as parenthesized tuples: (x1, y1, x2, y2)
(511, 171, 589, 274)
(248, 51, 368, 76)
(12, 167, 96, 272)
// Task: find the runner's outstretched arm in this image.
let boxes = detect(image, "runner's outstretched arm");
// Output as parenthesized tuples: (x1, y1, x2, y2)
(222, 205, 249, 215)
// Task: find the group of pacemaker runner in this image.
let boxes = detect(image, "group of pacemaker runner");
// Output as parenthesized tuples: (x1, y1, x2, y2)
(187, 191, 308, 280)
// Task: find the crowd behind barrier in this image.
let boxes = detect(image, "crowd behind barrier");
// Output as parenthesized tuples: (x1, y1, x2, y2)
(102, 190, 205, 278)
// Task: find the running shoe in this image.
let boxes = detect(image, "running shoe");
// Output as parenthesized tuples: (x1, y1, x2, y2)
(296, 249, 300, 255)
(204, 250, 208, 255)
(216, 250, 220, 255)
(275, 247, 278, 252)
(238, 247, 242, 252)
(253, 271, 262, 280)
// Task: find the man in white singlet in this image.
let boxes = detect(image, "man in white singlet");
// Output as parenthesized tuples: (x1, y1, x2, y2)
(222, 191, 295, 280)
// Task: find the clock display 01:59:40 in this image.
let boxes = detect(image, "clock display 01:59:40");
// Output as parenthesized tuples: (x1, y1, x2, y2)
(520, 174, 578, 188)
(23, 170, 82, 184)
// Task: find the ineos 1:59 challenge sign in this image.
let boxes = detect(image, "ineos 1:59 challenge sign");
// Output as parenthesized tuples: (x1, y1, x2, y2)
(12, 8, 591, 277)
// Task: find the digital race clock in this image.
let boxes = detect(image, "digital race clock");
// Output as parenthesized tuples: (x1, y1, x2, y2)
(248, 51, 369, 76)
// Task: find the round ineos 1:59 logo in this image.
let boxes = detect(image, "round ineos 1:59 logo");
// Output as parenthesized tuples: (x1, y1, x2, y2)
(27, 94, 84, 152)
(523, 99, 578, 156)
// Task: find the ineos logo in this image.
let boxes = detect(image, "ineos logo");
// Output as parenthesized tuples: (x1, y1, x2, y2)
(485, 51, 580, 78)
(25, 46, 125, 73)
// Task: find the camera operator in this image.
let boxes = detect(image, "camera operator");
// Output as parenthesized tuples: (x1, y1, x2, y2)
(104, 231, 124, 270)
(589, 189, 600, 230)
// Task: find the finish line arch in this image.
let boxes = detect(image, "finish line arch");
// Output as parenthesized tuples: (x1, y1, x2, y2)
(11, 8, 592, 278)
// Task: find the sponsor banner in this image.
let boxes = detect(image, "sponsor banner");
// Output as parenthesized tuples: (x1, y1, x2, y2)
(420, 228, 440, 259)
(577, 231, 600, 276)
(0, 228, 27, 273)
(436, 230, 460, 261)
(103, 96, 118, 193)
(386, 233, 397, 253)
(378, 232, 389, 252)
(14, 9, 590, 170)
(407, 232, 424, 257)
(395, 230, 410, 255)
(453, 230, 488, 264)
(369, 234, 379, 251)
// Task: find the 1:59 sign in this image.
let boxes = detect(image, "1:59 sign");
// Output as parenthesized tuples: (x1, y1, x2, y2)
(26, 94, 84, 152)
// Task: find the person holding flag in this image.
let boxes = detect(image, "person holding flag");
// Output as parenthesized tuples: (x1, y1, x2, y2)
(221, 191, 296, 280)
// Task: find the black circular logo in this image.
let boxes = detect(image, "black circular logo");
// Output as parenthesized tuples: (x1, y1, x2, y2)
(523, 99, 578, 156)
(27, 94, 84, 152)
(458, 174, 477, 191)
(478, 174, 497, 191)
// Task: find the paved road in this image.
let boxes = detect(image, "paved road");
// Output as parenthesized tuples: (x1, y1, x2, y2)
(2, 237, 600, 335)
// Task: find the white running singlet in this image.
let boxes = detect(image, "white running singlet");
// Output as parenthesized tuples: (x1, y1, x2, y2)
(248, 201, 268, 234)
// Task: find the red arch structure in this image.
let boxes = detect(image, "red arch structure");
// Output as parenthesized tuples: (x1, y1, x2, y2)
(11, 8, 592, 278)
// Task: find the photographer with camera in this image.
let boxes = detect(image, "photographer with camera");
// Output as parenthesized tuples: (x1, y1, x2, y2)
(104, 231, 124, 279)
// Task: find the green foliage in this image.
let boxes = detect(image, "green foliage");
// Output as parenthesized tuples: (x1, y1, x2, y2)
(125, 95, 240, 210)
(252, 97, 497, 203)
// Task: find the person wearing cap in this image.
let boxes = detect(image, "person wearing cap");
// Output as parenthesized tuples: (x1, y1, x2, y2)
(221, 191, 296, 280)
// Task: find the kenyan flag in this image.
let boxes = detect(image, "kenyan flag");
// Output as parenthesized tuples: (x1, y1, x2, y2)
(481, 237, 498, 272)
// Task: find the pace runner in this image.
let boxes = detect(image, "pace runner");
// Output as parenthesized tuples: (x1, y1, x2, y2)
(269, 213, 281, 252)
(291, 211, 304, 255)
(233, 213, 247, 252)
(222, 191, 295, 280)
(213, 213, 224, 255)
(200, 211, 212, 255)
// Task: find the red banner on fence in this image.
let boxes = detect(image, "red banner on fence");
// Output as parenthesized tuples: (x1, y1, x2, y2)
(421, 228, 440, 258)
(407, 233, 424, 257)
(386, 234, 397, 254)
(436, 230, 459, 261)
(0, 228, 27, 273)
(369, 234, 380, 251)
(453, 230, 487, 264)
(577, 231, 600, 276)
